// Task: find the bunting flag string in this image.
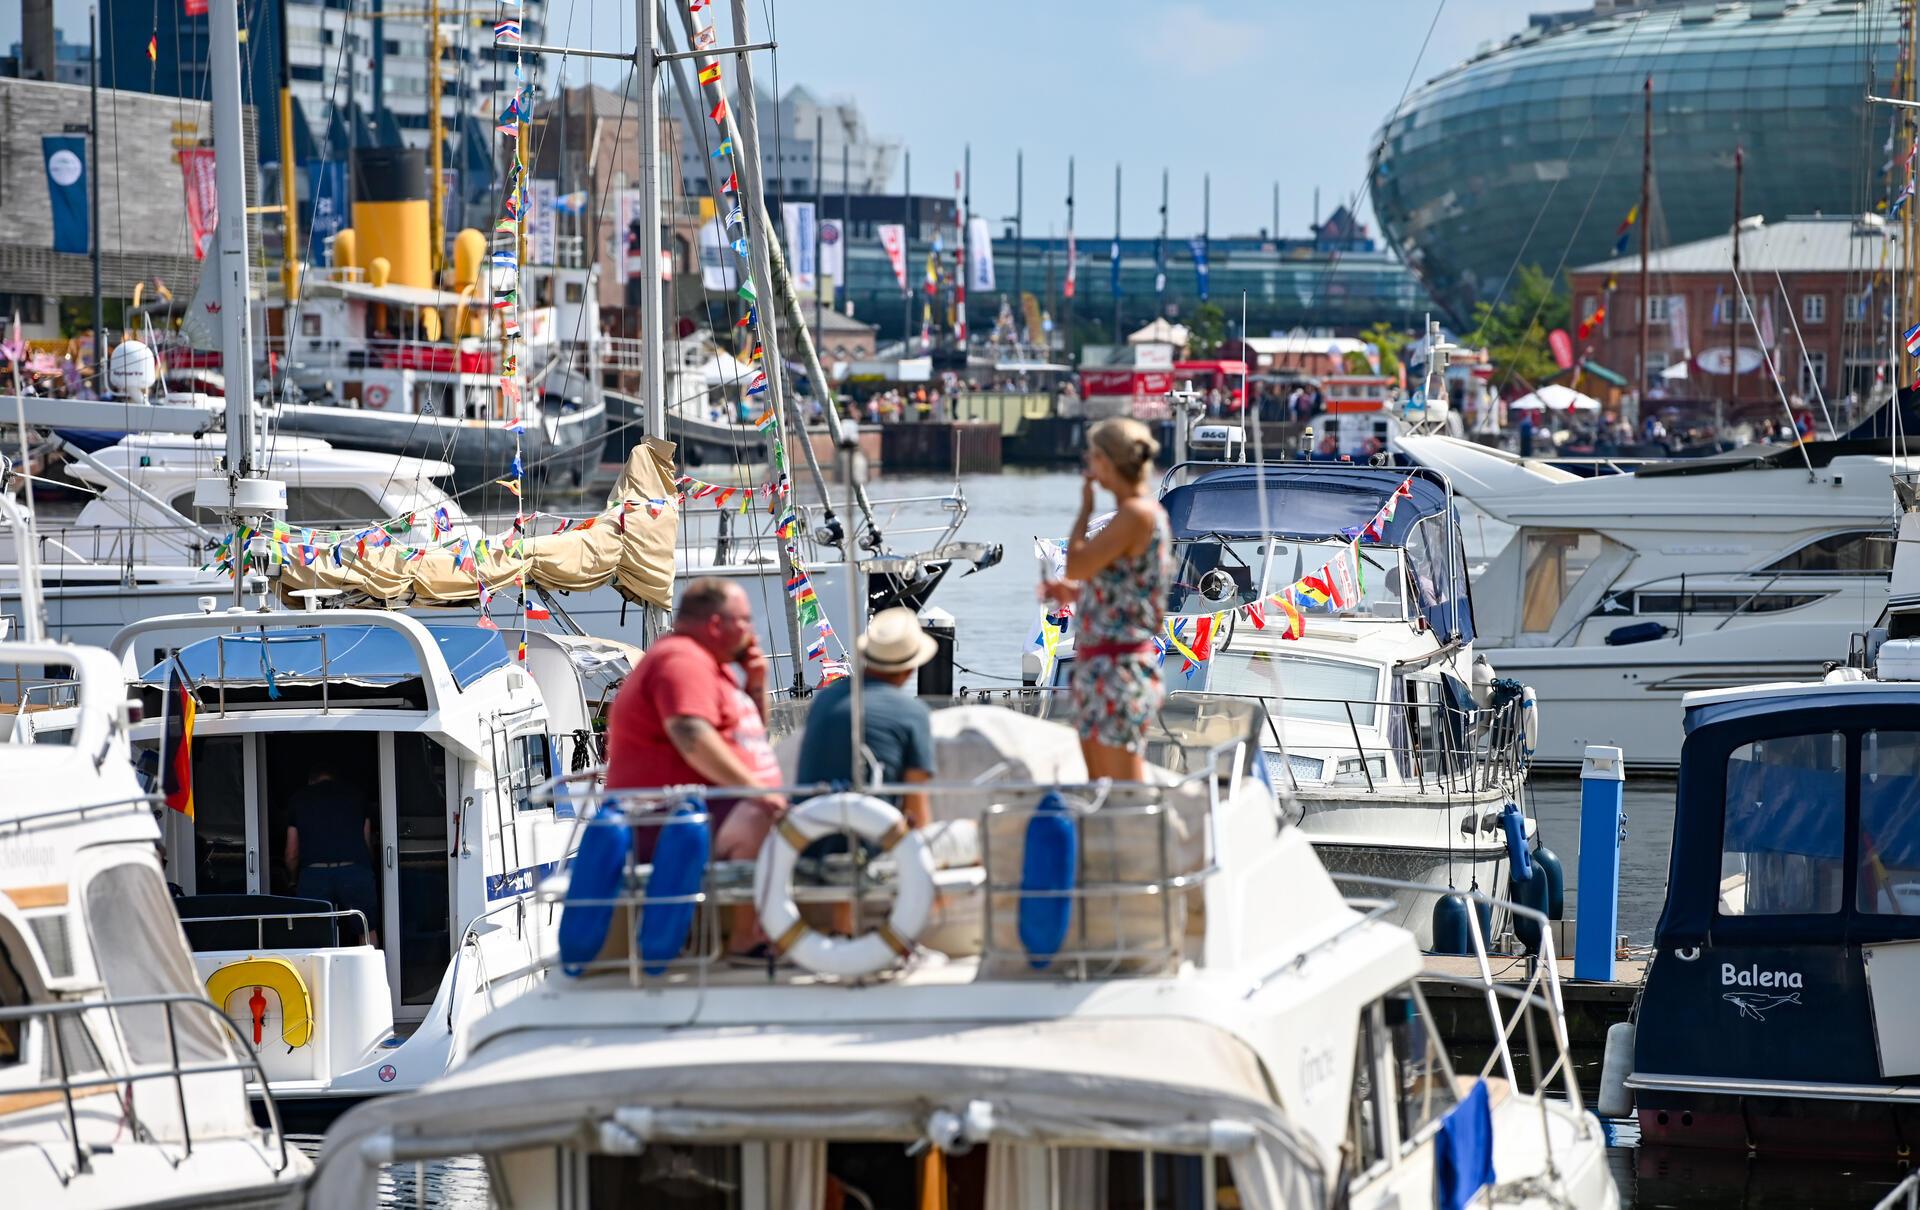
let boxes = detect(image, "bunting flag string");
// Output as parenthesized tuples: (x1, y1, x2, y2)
(1352, 475, 1415, 543)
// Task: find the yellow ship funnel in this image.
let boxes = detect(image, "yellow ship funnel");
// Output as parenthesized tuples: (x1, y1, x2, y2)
(350, 147, 431, 289)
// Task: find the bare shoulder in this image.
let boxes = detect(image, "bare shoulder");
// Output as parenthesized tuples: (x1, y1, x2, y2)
(1117, 497, 1165, 528)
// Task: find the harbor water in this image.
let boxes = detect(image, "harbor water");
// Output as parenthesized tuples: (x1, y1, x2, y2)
(354, 468, 1888, 1206)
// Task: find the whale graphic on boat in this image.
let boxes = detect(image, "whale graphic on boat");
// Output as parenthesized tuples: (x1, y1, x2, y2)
(1723, 991, 1803, 1021)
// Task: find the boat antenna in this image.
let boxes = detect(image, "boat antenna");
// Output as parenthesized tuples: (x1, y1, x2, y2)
(7, 312, 44, 642)
(1245, 290, 1275, 606)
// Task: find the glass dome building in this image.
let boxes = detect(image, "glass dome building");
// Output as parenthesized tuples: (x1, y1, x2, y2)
(1369, 0, 1900, 323)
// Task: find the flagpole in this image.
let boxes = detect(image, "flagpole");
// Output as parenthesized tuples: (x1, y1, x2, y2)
(635, 0, 665, 445)
(1014, 149, 1025, 326)
(1111, 162, 1121, 344)
(1730, 144, 1743, 417)
(1063, 155, 1075, 362)
(813, 111, 823, 344)
(1637, 73, 1651, 424)
(842, 137, 852, 317)
(1156, 167, 1168, 316)
(901, 149, 912, 354)
(89, 5, 103, 385)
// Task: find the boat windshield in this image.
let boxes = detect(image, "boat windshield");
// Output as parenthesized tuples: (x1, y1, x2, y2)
(1171, 537, 1409, 620)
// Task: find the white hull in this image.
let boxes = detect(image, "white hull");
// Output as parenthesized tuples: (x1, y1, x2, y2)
(1296, 786, 1522, 948)
(1486, 642, 1830, 768)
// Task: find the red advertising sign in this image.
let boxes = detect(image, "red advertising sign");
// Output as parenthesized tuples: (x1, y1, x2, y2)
(178, 148, 218, 260)
(184, 0, 208, 14)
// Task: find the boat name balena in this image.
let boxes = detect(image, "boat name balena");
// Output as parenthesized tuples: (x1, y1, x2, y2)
(1721, 962, 1804, 989)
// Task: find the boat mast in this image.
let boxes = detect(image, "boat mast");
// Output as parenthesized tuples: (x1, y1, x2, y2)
(1638, 73, 1650, 419)
(634, 0, 665, 443)
(427, 0, 446, 280)
(1730, 144, 1742, 416)
(278, 0, 300, 303)
(207, 0, 266, 607)
(89, 6, 102, 379)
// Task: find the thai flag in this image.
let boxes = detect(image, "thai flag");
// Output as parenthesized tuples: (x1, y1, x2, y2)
(493, 18, 521, 42)
(502, 416, 524, 433)
(1906, 324, 1920, 358)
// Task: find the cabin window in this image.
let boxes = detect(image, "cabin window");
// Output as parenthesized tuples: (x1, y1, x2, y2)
(170, 486, 385, 529)
(1345, 1007, 1388, 1176)
(1386, 986, 1458, 1149)
(1763, 530, 1894, 576)
(506, 731, 552, 813)
(1187, 653, 1379, 727)
(0, 935, 29, 1067)
(1517, 530, 1602, 633)
(1634, 591, 1824, 616)
(1720, 733, 1845, 917)
(84, 861, 229, 1065)
(1858, 731, 1920, 915)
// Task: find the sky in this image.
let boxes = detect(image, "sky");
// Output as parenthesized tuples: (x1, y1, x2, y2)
(10, 0, 1550, 239)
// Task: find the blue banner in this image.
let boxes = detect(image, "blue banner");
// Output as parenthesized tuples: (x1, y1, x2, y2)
(1109, 239, 1122, 299)
(1190, 236, 1210, 302)
(42, 136, 87, 255)
(303, 161, 347, 245)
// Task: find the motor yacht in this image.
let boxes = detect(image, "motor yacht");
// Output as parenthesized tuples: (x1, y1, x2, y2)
(1601, 466, 1920, 1160)
(303, 691, 1615, 1208)
(1396, 433, 1905, 768)
(0, 491, 308, 1204)
(108, 607, 629, 1125)
(1032, 461, 1552, 949)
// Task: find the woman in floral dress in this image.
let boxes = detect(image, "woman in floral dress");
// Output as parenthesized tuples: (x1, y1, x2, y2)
(1040, 417, 1172, 780)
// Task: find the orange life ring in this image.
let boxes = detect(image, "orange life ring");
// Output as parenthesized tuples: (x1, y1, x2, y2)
(365, 384, 392, 409)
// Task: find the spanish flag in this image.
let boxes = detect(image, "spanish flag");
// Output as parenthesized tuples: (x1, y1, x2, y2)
(161, 663, 196, 819)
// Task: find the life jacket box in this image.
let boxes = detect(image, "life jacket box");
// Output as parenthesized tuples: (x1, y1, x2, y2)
(1877, 638, 1920, 681)
(1863, 939, 1920, 1076)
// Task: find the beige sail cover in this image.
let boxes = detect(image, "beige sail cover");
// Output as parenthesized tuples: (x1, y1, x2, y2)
(277, 439, 680, 610)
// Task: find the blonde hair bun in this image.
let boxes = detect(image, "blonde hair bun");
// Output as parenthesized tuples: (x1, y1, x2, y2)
(1088, 416, 1160, 482)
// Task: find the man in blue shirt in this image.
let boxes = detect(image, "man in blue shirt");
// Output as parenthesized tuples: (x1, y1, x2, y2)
(795, 608, 936, 828)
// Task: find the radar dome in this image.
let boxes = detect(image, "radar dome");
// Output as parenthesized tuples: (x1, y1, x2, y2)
(107, 339, 159, 400)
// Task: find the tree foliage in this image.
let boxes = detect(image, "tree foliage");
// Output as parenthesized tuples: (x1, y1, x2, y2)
(1186, 302, 1227, 357)
(1359, 320, 1410, 378)
(1466, 264, 1569, 386)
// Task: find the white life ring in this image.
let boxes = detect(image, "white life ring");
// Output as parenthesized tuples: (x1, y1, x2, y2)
(365, 383, 392, 409)
(1521, 685, 1540, 760)
(753, 793, 934, 978)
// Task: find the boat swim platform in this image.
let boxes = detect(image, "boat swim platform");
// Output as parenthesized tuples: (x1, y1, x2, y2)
(1420, 952, 1646, 1048)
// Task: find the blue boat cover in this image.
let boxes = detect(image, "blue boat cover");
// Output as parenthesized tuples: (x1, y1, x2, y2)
(1161, 465, 1449, 545)
(142, 624, 510, 692)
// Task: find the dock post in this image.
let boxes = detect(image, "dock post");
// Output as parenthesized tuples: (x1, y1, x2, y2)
(1576, 744, 1625, 982)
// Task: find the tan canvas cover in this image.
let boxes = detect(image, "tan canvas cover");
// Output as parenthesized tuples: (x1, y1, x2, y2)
(276, 439, 680, 610)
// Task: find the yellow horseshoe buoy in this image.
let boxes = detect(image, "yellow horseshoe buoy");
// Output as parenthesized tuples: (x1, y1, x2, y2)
(205, 956, 314, 1049)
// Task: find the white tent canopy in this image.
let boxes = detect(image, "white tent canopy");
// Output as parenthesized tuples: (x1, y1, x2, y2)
(1508, 383, 1601, 412)
(1659, 360, 1689, 381)
(1127, 318, 1190, 347)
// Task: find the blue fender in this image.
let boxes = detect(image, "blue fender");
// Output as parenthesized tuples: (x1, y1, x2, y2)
(638, 800, 710, 975)
(1017, 792, 1078, 970)
(558, 810, 633, 976)
(1501, 804, 1533, 883)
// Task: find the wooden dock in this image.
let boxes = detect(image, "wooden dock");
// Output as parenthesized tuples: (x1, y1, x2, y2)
(1421, 953, 1646, 1047)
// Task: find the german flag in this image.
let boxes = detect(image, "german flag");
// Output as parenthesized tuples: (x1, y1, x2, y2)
(161, 664, 196, 819)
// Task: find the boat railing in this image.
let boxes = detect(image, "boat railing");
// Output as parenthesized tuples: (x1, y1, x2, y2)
(0, 990, 294, 1178)
(445, 896, 543, 1038)
(0, 792, 153, 834)
(0, 670, 82, 717)
(18, 520, 215, 572)
(1875, 1171, 1920, 1210)
(178, 907, 370, 951)
(1191, 690, 1527, 798)
(531, 740, 1242, 986)
(1335, 876, 1589, 1133)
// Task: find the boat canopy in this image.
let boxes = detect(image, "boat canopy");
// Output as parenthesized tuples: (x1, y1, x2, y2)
(1657, 684, 1920, 946)
(1161, 465, 1474, 642)
(1161, 465, 1449, 546)
(143, 624, 510, 693)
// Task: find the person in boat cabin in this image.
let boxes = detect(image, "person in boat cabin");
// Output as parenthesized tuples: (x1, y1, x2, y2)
(1041, 417, 1173, 781)
(605, 577, 785, 958)
(793, 608, 936, 828)
(284, 767, 379, 947)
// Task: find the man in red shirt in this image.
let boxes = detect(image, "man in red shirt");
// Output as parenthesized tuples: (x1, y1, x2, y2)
(605, 577, 785, 957)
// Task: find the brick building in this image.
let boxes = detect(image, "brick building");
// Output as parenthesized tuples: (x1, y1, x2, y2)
(1568, 214, 1890, 411)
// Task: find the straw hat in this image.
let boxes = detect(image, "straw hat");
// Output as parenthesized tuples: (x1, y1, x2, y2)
(858, 608, 938, 674)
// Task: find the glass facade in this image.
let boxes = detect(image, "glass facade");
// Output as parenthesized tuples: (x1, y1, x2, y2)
(1370, 3, 1901, 322)
(834, 236, 1429, 344)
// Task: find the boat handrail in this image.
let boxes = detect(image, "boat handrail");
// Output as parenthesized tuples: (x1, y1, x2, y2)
(1336, 875, 1586, 1125)
(0, 990, 293, 1178)
(178, 907, 370, 950)
(1873, 1170, 1920, 1209)
(0, 792, 156, 835)
(445, 896, 540, 1036)
(534, 735, 1245, 986)
(1188, 690, 1528, 798)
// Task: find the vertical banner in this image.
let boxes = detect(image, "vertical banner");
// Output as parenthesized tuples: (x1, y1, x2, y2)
(1189, 236, 1210, 302)
(698, 215, 738, 290)
(43, 135, 88, 256)
(177, 147, 218, 260)
(616, 187, 641, 275)
(966, 215, 996, 292)
(1064, 229, 1077, 299)
(817, 218, 845, 282)
(303, 161, 347, 245)
(781, 202, 817, 293)
(1759, 293, 1776, 356)
(527, 178, 557, 265)
(1109, 238, 1122, 301)
(1667, 294, 1689, 353)
(877, 223, 907, 290)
